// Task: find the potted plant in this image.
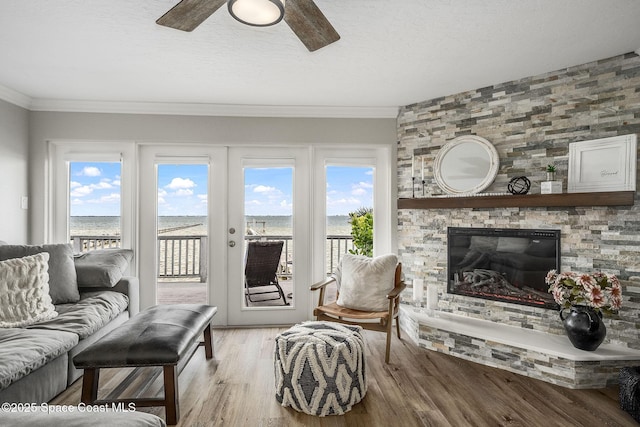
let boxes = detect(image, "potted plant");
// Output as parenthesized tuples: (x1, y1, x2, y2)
(546, 164, 556, 181)
(545, 270, 622, 351)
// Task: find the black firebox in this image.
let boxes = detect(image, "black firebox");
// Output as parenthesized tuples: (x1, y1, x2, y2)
(447, 227, 561, 309)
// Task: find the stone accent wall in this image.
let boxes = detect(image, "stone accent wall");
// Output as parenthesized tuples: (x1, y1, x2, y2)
(397, 53, 640, 349)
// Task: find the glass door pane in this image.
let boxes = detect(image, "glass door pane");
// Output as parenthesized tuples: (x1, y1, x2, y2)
(325, 165, 374, 303)
(156, 164, 209, 305)
(243, 166, 293, 308)
(227, 147, 310, 326)
(68, 161, 122, 252)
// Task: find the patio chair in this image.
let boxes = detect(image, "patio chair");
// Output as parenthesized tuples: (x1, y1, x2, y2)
(244, 240, 289, 305)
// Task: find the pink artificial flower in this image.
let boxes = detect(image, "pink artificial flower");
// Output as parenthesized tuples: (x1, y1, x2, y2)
(609, 275, 621, 287)
(586, 285, 605, 308)
(545, 270, 557, 285)
(608, 282, 622, 298)
(610, 295, 623, 310)
(577, 274, 594, 290)
(551, 285, 565, 305)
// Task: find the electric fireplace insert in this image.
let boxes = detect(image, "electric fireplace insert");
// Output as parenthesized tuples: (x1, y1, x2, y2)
(447, 227, 561, 309)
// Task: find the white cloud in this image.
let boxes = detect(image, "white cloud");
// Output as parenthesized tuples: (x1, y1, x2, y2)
(81, 166, 101, 177)
(254, 185, 276, 193)
(92, 181, 112, 190)
(87, 193, 120, 204)
(158, 189, 168, 197)
(174, 189, 193, 196)
(69, 181, 115, 198)
(70, 185, 93, 197)
(166, 177, 196, 190)
(327, 197, 361, 206)
(351, 181, 373, 196)
(279, 200, 292, 209)
(100, 193, 120, 203)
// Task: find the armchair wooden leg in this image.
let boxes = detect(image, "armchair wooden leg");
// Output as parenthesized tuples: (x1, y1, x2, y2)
(385, 319, 393, 364)
(396, 317, 402, 340)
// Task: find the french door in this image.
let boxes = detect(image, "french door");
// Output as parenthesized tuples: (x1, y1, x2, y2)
(138, 145, 310, 326)
(227, 147, 310, 326)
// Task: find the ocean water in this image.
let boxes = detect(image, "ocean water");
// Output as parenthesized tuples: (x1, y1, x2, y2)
(70, 215, 352, 237)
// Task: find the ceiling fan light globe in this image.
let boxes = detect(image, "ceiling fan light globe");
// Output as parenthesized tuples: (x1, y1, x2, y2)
(228, 0, 285, 27)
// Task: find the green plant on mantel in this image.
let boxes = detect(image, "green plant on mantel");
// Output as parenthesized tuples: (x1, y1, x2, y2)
(546, 164, 556, 173)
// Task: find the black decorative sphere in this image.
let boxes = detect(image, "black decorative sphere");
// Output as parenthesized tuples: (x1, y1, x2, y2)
(507, 176, 531, 195)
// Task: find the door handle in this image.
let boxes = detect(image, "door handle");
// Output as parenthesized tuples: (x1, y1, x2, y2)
(228, 240, 236, 247)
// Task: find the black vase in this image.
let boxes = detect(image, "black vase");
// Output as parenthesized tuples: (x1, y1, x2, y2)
(560, 305, 606, 351)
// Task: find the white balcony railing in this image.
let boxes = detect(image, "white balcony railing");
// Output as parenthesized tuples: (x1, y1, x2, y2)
(71, 234, 354, 281)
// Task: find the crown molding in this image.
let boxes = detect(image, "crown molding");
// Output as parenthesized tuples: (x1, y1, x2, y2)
(0, 83, 398, 118)
(27, 98, 399, 119)
(0, 84, 31, 109)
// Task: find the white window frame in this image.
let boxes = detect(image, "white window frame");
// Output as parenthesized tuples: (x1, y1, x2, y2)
(48, 140, 136, 268)
(312, 146, 394, 284)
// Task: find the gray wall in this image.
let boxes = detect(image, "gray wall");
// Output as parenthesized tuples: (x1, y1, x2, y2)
(397, 52, 640, 349)
(0, 99, 29, 243)
(29, 112, 397, 243)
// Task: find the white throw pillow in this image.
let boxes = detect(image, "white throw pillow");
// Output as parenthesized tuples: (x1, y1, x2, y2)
(0, 253, 58, 328)
(336, 253, 398, 311)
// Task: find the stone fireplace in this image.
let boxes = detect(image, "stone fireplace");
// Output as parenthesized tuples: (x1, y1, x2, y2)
(396, 52, 640, 388)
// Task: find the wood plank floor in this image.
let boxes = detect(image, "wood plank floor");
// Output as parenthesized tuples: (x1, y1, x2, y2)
(52, 328, 638, 426)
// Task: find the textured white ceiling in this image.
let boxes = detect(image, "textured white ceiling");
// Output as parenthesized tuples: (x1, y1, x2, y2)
(0, 0, 639, 115)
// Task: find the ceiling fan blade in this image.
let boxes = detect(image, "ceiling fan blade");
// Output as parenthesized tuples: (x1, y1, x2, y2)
(156, 0, 226, 32)
(284, 0, 340, 52)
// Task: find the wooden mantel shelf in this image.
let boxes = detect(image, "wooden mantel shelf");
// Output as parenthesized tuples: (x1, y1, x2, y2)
(397, 191, 635, 209)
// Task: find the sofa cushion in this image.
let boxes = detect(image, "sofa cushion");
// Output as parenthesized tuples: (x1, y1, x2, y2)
(336, 253, 397, 312)
(0, 253, 58, 328)
(27, 291, 129, 340)
(0, 328, 78, 390)
(74, 249, 133, 288)
(0, 244, 79, 304)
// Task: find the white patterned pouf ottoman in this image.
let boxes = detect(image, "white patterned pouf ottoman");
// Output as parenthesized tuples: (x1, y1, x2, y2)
(274, 321, 367, 416)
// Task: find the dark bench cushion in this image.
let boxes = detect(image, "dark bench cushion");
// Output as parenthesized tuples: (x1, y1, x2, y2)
(73, 304, 217, 368)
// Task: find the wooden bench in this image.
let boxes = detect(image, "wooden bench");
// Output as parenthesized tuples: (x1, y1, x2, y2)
(73, 304, 217, 425)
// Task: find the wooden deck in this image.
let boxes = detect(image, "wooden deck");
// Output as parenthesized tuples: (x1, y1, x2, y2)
(157, 278, 338, 307)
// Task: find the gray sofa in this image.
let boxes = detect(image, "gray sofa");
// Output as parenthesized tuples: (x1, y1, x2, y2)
(0, 242, 140, 404)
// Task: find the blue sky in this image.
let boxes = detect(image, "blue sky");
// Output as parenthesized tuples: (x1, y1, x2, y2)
(69, 162, 122, 216)
(69, 162, 373, 216)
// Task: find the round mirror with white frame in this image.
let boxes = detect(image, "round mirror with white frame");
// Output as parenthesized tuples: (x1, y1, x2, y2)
(433, 135, 500, 195)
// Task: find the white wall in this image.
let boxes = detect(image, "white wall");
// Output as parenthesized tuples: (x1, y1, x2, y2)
(28, 111, 398, 244)
(0, 99, 29, 243)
